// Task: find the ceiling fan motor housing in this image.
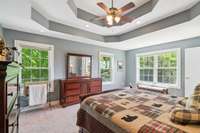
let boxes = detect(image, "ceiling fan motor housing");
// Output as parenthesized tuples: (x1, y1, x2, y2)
(109, 8, 120, 16)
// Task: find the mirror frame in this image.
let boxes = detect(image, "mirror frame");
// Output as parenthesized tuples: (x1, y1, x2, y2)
(66, 53, 92, 79)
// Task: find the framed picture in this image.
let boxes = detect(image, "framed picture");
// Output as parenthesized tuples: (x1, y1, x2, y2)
(117, 60, 124, 71)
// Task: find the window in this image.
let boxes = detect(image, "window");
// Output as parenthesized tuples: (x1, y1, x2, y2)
(157, 52, 177, 84)
(81, 57, 91, 76)
(15, 40, 54, 85)
(99, 52, 114, 83)
(136, 49, 180, 88)
(139, 56, 154, 82)
(21, 48, 49, 83)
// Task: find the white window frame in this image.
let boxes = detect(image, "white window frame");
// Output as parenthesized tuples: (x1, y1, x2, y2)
(136, 48, 181, 88)
(99, 52, 114, 84)
(15, 40, 54, 90)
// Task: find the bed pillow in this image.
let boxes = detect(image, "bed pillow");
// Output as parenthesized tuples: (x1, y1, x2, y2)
(189, 95, 200, 110)
(170, 107, 200, 125)
(187, 84, 200, 110)
(137, 84, 168, 94)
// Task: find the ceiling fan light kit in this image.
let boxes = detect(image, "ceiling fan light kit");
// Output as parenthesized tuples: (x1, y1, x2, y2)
(106, 15, 113, 25)
(114, 16, 121, 23)
(97, 0, 135, 26)
(106, 15, 121, 25)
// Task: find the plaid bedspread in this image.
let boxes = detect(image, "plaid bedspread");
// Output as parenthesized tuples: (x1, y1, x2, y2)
(80, 89, 200, 133)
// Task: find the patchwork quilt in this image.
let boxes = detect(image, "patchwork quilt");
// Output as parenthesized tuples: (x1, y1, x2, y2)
(81, 89, 200, 133)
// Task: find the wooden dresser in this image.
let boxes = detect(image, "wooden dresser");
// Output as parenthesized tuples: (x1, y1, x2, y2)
(60, 78, 102, 106)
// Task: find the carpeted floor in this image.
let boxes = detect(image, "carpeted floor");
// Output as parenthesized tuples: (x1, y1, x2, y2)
(20, 104, 80, 133)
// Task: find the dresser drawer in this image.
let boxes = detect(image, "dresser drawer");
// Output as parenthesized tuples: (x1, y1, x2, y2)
(65, 89, 80, 96)
(65, 95, 80, 105)
(89, 80, 102, 87)
(90, 86, 101, 93)
(66, 83, 81, 90)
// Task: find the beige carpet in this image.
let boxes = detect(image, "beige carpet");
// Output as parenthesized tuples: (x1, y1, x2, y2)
(20, 104, 80, 133)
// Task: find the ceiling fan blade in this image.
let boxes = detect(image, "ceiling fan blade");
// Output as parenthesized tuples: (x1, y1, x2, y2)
(119, 2, 135, 13)
(97, 2, 110, 13)
(120, 16, 134, 23)
(90, 16, 106, 21)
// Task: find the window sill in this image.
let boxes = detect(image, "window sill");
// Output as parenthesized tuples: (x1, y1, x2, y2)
(136, 81, 180, 89)
(103, 82, 113, 85)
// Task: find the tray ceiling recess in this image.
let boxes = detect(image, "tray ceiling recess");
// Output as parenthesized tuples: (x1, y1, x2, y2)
(68, 0, 158, 27)
(31, 0, 200, 43)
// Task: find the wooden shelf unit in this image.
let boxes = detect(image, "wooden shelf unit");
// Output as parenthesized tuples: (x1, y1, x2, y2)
(0, 61, 20, 133)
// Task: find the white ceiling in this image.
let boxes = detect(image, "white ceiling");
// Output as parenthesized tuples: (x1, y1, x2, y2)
(0, 0, 200, 50)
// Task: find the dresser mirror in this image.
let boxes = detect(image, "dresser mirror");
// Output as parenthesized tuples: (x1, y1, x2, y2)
(67, 53, 92, 79)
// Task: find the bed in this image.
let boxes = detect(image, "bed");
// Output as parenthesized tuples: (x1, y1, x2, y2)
(77, 88, 200, 133)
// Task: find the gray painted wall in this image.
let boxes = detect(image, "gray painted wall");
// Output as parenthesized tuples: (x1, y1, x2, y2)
(5, 28, 200, 98)
(3, 29, 126, 100)
(0, 25, 4, 37)
(126, 36, 200, 96)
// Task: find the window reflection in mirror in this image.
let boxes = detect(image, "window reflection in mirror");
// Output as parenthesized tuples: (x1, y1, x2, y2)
(67, 54, 91, 78)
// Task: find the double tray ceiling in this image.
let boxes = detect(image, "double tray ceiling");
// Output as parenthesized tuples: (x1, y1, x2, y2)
(0, 0, 200, 50)
(69, 0, 152, 27)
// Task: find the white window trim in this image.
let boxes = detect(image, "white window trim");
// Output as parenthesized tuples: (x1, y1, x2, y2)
(136, 48, 181, 89)
(99, 52, 115, 85)
(15, 40, 54, 89)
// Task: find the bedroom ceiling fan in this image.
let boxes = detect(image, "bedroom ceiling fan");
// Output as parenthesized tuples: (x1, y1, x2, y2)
(96, 0, 135, 26)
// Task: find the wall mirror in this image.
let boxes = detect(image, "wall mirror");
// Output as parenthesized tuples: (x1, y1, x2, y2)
(67, 53, 92, 79)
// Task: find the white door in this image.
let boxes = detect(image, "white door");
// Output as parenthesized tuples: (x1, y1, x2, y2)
(185, 47, 200, 97)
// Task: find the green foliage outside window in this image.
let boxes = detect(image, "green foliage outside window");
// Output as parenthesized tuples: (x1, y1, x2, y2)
(139, 56, 154, 82)
(158, 52, 177, 84)
(140, 56, 154, 68)
(21, 48, 49, 83)
(100, 56, 112, 82)
(139, 51, 177, 84)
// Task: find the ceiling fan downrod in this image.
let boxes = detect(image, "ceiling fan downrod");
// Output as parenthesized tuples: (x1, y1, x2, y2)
(111, 0, 114, 8)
